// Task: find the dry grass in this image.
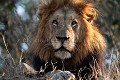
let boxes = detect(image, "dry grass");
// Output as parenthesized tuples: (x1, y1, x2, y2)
(0, 54, 119, 80)
(0, 34, 119, 80)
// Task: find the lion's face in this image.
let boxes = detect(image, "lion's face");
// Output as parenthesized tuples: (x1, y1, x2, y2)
(48, 8, 81, 59)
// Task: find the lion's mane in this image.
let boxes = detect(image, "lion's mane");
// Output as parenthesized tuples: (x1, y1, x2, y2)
(30, 0, 106, 79)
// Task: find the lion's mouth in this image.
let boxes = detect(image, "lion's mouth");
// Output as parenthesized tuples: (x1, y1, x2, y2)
(55, 46, 70, 52)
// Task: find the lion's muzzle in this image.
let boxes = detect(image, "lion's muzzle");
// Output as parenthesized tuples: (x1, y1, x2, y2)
(51, 27, 75, 60)
(56, 36, 69, 44)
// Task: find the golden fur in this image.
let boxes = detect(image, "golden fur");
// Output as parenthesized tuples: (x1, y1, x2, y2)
(31, 0, 106, 72)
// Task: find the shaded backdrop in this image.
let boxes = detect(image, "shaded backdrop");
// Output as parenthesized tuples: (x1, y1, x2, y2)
(0, 0, 120, 79)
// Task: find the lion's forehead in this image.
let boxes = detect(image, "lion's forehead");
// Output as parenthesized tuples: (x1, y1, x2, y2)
(51, 8, 79, 19)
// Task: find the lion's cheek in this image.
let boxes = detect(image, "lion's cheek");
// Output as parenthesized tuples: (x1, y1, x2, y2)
(63, 40, 75, 51)
(51, 39, 61, 49)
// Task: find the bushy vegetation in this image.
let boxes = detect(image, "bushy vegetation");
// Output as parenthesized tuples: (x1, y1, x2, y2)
(0, 0, 120, 80)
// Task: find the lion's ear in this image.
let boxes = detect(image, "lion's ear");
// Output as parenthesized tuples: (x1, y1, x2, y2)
(81, 4, 98, 23)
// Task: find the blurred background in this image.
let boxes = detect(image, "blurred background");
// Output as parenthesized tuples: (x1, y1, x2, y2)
(0, 0, 120, 79)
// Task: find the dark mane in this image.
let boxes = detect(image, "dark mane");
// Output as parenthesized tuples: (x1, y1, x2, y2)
(30, 0, 106, 79)
(37, 0, 97, 21)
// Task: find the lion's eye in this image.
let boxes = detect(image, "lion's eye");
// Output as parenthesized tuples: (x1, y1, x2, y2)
(52, 20, 58, 26)
(71, 20, 78, 27)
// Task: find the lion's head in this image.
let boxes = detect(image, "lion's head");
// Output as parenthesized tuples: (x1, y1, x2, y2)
(31, 0, 106, 64)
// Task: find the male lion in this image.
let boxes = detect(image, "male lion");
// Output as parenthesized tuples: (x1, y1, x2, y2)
(30, 0, 106, 79)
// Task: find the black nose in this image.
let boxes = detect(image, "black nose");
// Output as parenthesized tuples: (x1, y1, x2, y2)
(56, 36, 69, 42)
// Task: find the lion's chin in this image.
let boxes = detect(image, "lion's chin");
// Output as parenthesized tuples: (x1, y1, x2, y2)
(55, 50, 71, 60)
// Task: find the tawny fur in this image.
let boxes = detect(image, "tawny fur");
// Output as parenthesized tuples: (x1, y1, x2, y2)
(30, 0, 106, 79)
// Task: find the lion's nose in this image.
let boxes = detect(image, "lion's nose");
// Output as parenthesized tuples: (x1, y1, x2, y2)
(56, 36, 69, 42)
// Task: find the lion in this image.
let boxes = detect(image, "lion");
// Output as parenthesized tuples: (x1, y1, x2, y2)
(30, 0, 106, 79)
